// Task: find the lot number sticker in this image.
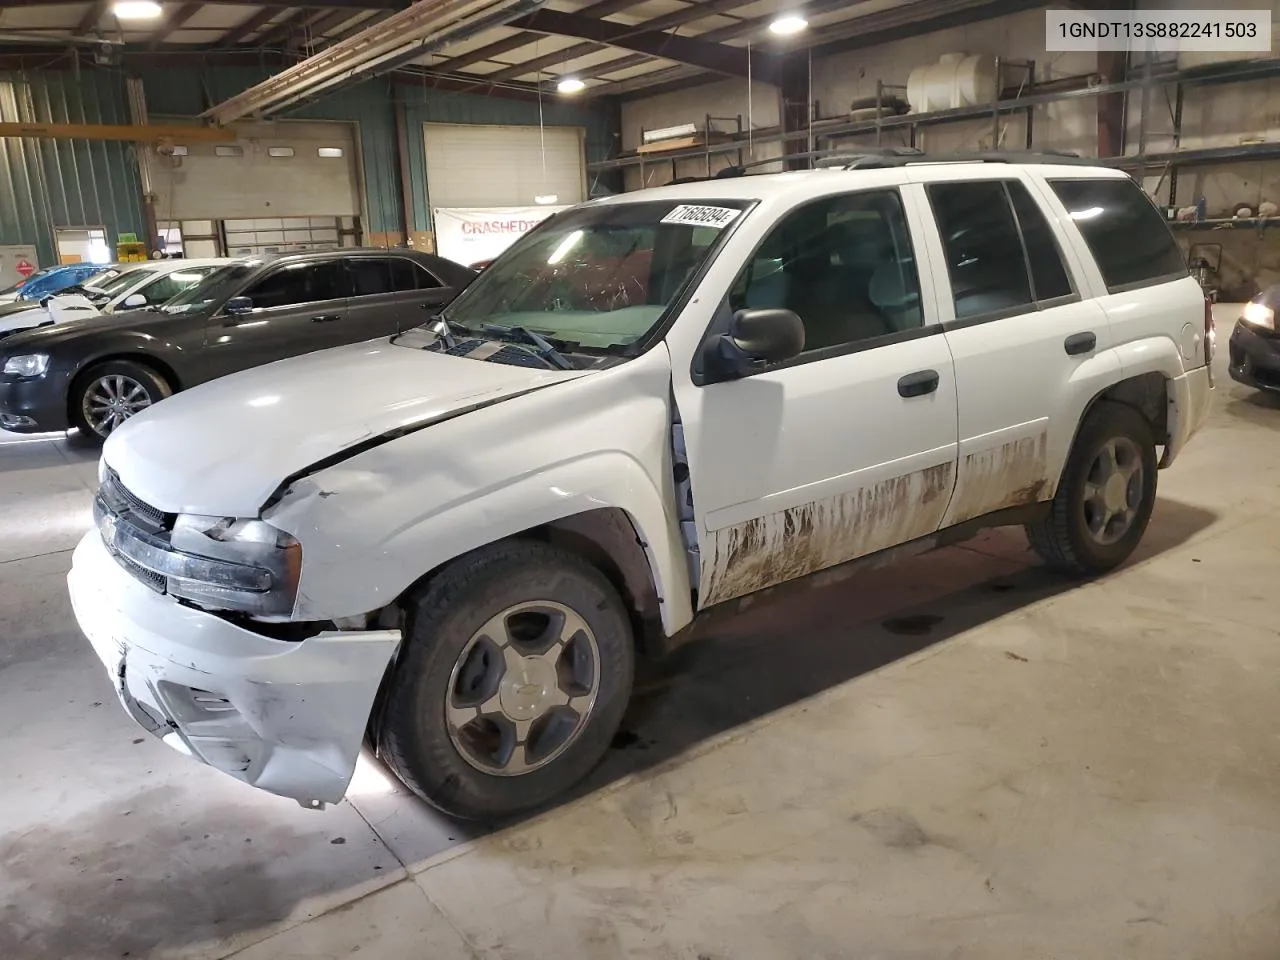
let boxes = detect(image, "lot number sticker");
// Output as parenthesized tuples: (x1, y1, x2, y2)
(661, 205, 741, 228)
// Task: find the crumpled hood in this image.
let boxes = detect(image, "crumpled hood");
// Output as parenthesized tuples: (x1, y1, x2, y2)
(104, 339, 585, 516)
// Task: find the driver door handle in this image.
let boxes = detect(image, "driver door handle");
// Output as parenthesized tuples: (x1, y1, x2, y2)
(897, 369, 940, 398)
(311, 314, 342, 323)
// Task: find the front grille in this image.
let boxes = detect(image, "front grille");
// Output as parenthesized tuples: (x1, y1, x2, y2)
(102, 468, 168, 531)
(97, 469, 172, 592)
(118, 551, 166, 593)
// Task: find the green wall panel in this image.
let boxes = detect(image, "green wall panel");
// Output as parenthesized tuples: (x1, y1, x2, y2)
(0, 71, 146, 268)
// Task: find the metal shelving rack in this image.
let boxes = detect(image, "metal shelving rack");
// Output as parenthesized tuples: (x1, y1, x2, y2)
(589, 57, 1280, 187)
(633, 113, 744, 187)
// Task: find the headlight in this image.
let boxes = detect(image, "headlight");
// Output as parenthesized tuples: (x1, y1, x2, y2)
(3, 354, 49, 377)
(166, 515, 302, 617)
(94, 495, 302, 618)
(1242, 302, 1275, 330)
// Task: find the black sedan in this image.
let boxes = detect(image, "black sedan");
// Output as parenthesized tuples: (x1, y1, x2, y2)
(0, 248, 473, 441)
(1228, 288, 1280, 392)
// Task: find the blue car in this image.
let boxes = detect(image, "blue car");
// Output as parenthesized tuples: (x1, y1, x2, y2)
(0, 263, 110, 304)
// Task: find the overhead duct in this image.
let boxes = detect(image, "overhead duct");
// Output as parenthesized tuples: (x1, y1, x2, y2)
(203, 0, 547, 126)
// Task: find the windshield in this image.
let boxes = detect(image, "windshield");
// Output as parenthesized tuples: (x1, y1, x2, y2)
(441, 199, 748, 351)
(160, 262, 254, 314)
(93, 268, 155, 298)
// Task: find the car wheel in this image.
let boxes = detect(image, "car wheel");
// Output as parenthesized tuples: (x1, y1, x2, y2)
(70, 360, 172, 443)
(377, 540, 635, 820)
(1025, 400, 1158, 577)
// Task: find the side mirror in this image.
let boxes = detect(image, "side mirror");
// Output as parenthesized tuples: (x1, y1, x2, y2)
(708, 308, 805, 379)
(225, 296, 254, 316)
(121, 293, 147, 309)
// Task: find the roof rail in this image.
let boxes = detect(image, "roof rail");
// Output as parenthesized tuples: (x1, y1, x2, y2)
(661, 147, 1096, 185)
(820, 148, 1092, 170)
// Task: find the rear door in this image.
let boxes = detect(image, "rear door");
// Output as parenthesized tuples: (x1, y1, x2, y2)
(909, 170, 1118, 526)
(200, 259, 350, 380)
(342, 256, 454, 341)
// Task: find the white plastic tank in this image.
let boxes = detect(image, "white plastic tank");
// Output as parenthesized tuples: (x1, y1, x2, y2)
(907, 53, 997, 113)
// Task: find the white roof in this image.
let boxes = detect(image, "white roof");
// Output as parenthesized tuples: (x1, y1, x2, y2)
(594, 161, 1125, 208)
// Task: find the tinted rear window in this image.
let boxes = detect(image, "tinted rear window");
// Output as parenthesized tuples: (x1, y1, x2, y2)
(1049, 178, 1186, 292)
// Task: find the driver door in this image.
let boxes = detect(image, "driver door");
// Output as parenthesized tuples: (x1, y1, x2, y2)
(673, 186, 960, 608)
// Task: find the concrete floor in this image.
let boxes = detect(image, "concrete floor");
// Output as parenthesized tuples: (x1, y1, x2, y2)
(3, 309, 1280, 959)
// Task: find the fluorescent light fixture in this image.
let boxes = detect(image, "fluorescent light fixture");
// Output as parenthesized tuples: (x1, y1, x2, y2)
(769, 14, 808, 36)
(557, 77, 586, 95)
(1070, 206, 1105, 220)
(112, 1, 163, 20)
(215, 144, 244, 157)
(317, 147, 344, 158)
(535, 194, 559, 205)
(268, 146, 295, 158)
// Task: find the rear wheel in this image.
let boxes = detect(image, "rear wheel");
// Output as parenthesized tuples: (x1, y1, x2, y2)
(377, 541, 635, 820)
(70, 360, 171, 443)
(1025, 400, 1158, 577)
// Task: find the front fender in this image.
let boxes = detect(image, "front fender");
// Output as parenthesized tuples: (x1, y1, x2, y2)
(266, 348, 693, 635)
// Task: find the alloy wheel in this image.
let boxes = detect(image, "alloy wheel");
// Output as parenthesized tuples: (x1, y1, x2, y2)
(82, 374, 153, 437)
(1081, 436, 1145, 546)
(445, 600, 601, 776)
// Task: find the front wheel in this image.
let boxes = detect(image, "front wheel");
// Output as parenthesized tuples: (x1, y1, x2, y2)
(377, 541, 635, 820)
(70, 360, 171, 443)
(1025, 400, 1158, 577)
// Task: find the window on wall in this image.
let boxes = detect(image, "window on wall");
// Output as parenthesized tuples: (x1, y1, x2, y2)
(1049, 177, 1188, 291)
(728, 189, 923, 354)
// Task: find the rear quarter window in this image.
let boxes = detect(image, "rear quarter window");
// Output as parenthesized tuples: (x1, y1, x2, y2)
(1049, 178, 1187, 293)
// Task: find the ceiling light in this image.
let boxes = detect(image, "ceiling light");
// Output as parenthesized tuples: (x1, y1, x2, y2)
(535, 194, 559, 205)
(557, 77, 586, 95)
(112, 1, 163, 20)
(769, 14, 809, 36)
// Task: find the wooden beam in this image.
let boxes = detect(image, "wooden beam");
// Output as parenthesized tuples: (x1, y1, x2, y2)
(148, 1, 201, 50)
(218, 7, 279, 47)
(0, 121, 236, 142)
(76, 0, 109, 35)
(487, 7, 780, 84)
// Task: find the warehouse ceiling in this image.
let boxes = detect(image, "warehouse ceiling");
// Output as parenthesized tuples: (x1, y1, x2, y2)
(0, 0, 1038, 100)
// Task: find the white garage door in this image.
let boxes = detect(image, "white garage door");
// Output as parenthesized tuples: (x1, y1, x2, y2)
(153, 119, 361, 223)
(423, 122, 586, 208)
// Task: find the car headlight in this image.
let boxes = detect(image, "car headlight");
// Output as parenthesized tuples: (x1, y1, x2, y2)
(95, 497, 302, 618)
(166, 515, 302, 617)
(1242, 302, 1275, 330)
(3, 353, 49, 377)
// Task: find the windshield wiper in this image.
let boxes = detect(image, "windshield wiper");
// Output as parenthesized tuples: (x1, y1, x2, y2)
(481, 323, 575, 370)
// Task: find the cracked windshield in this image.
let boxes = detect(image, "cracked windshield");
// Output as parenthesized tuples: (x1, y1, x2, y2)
(402, 199, 749, 366)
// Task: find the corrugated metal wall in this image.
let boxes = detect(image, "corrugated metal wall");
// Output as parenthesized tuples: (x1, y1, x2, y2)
(0, 71, 146, 268)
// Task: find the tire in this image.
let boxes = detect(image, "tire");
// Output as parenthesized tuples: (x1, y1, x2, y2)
(377, 540, 636, 820)
(70, 359, 172, 443)
(1025, 400, 1158, 577)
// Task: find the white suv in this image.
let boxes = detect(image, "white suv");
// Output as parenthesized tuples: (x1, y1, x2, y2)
(68, 157, 1214, 820)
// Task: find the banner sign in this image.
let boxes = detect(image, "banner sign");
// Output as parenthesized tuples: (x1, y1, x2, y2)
(433, 206, 568, 268)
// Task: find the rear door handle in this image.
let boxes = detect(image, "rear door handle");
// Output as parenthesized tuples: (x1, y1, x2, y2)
(1064, 331, 1096, 355)
(897, 369, 940, 398)
(311, 314, 342, 323)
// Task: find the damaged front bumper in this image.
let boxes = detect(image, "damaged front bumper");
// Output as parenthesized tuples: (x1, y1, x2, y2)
(68, 531, 401, 807)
